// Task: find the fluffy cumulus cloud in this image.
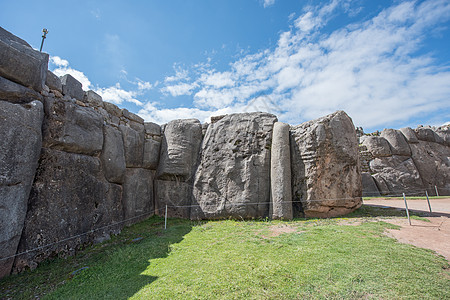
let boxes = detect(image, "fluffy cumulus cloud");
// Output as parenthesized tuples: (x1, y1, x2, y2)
(50, 56, 92, 91)
(158, 0, 450, 129)
(263, 0, 275, 8)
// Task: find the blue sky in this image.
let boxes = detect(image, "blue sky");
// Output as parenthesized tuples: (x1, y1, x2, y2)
(1, 0, 449, 132)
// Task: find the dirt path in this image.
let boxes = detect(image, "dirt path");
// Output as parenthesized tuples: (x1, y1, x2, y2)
(363, 198, 450, 261)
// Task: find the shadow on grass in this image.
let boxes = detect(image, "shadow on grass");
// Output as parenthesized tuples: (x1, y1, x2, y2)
(0, 216, 194, 300)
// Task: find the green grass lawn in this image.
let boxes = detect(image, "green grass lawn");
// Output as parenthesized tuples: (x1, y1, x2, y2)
(1, 206, 449, 299)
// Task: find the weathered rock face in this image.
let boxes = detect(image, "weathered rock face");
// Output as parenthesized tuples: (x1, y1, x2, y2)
(43, 97, 104, 155)
(290, 111, 362, 218)
(157, 119, 202, 180)
(60, 74, 84, 101)
(101, 125, 126, 184)
(360, 125, 450, 196)
(45, 70, 62, 93)
(0, 76, 43, 104)
(0, 27, 48, 92)
(0, 100, 44, 278)
(13, 148, 123, 273)
(270, 122, 292, 220)
(361, 172, 380, 197)
(362, 136, 392, 157)
(155, 180, 191, 218)
(120, 125, 144, 168)
(191, 113, 277, 220)
(122, 168, 154, 224)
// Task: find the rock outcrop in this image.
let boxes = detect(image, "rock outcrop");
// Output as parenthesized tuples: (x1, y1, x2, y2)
(191, 113, 277, 220)
(360, 126, 450, 196)
(290, 111, 362, 218)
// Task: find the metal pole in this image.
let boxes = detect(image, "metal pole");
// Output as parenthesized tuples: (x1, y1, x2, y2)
(425, 191, 432, 213)
(435, 186, 439, 197)
(39, 28, 48, 52)
(403, 193, 411, 226)
(164, 205, 168, 230)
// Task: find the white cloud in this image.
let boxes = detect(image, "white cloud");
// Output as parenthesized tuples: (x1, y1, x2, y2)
(156, 0, 450, 129)
(263, 0, 275, 8)
(50, 56, 92, 91)
(50, 56, 69, 68)
(95, 83, 143, 106)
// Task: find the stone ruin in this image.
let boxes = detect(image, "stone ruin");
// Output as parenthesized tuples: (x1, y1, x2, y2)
(359, 126, 450, 197)
(2, 26, 445, 278)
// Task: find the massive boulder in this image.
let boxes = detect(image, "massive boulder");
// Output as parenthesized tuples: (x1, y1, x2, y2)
(60, 74, 84, 101)
(155, 180, 191, 218)
(270, 122, 292, 220)
(42, 97, 104, 155)
(122, 169, 154, 224)
(119, 125, 144, 168)
(191, 113, 277, 220)
(380, 129, 411, 156)
(0, 76, 43, 104)
(361, 136, 392, 158)
(361, 172, 380, 197)
(290, 111, 362, 218)
(13, 149, 123, 273)
(0, 100, 43, 278)
(0, 26, 48, 92)
(101, 125, 126, 184)
(409, 141, 450, 193)
(369, 156, 424, 194)
(157, 119, 202, 181)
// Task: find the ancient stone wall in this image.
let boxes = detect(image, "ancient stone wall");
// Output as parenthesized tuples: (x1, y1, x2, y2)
(0, 27, 362, 278)
(359, 126, 450, 196)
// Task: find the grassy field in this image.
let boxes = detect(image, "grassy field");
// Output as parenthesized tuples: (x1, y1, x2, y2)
(363, 196, 448, 200)
(1, 206, 449, 299)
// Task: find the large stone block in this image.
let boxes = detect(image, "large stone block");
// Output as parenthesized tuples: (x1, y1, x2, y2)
(369, 155, 424, 194)
(43, 97, 103, 155)
(0, 27, 48, 92)
(60, 74, 84, 100)
(83, 90, 103, 107)
(191, 113, 277, 220)
(381, 129, 411, 156)
(0, 100, 43, 278)
(101, 125, 126, 184)
(119, 125, 144, 167)
(123, 168, 154, 223)
(13, 149, 123, 274)
(362, 136, 392, 158)
(410, 141, 450, 194)
(0, 76, 43, 104)
(144, 122, 161, 136)
(45, 70, 62, 93)
(157, 119, 202, 180)
(143, 138, 161, 170)
(290, 111, 362, 218)
(270, 122, 292, 220)
(399, 127, 419, 143)
(361, 172, 380, 197)
(155, 180, 191, 219)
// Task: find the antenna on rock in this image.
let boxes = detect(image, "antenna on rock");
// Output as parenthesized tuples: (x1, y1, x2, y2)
(39, 28, 48, 52)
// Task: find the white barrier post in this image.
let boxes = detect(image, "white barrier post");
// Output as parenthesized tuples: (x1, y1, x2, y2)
(425, 191, 432, 213)
(403, 193, 411, 226)
(164, 205, 168, 230)
(435, 186, 439, 197)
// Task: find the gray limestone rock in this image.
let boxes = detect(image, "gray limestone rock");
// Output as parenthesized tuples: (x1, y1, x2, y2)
(191, 113, 277, 220)
(0, 76, 43, 104)
(270, 122, 293, 220)
(434, 127, 450, 147)
(119, 125, 144, 168)
(122, 109, 144, 123)
(13, 148, 123, 274)
(143, 138, 161, 170)
(155, 180, 191, 219)
(0, 27, 48, 92)
(157, 119, 202, 181)
(122, 168, 154, 223)
(83, 90, 103, 107)
(290, 111, 362, 218)
(409, 141, 450, 194)
(43, 97, 103, 155)
(144, 122, 161, 136)
(369, 155, 424, 194)
(0, 100, 43, 278)
(60, 74, 84, 101)
(399, 127, 419, 144)
(362, 136, 392, 158)
(372, 174, 390, 195)
(101, 125, 126, 184)
(381, 129, 411, 156)
(45, 70, 62, 93)
(361, 172, 380, 197)
(103, 102, 122, 118)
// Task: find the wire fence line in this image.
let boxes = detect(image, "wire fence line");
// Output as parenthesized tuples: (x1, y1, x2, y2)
(1, 192, 448, 262)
